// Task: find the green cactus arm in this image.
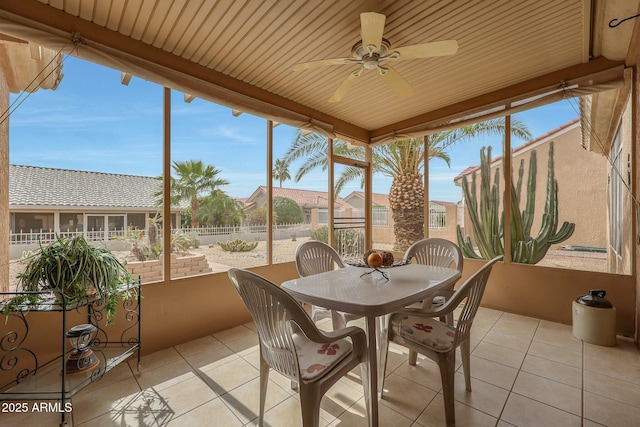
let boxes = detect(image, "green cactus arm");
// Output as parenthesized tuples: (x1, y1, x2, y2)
(491, 233, 504, 257)
(548, 221, 575, 244)
(510, 182, 526, 243)
(544, 142, 555, 216)
(461, 175, 495, 258)
(514, 156, 524, 203)
(535, 179, 559, 246)
(468, 172, 479, 217)
(513, 238, 537, 264)
(522, 150, 537, 235)
(479, 147, 492, 237)
(513, 240, 526, 263)
(535, 143, 561, 245)
(532, 186, 574, 263)
(456, 225, 482, 258)
(486, 169, 500, 248)
(479, 148, 493, 236)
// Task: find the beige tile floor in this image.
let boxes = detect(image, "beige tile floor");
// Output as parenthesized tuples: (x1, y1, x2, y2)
(4, 307, 640, 426)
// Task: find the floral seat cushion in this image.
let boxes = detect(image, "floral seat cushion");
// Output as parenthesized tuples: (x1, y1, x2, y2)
(389, 314, 456, 352)
(292, 333, 352, 381)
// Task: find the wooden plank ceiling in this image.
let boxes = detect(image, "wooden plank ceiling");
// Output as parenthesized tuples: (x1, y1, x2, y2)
(5, 0, 623, 140)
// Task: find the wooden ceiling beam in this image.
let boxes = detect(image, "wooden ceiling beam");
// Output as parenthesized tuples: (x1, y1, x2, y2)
(120, 72, 131, 86)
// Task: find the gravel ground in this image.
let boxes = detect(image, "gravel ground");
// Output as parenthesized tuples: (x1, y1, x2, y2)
(7, 237, 313, 288)
(6, 238, 607, 289)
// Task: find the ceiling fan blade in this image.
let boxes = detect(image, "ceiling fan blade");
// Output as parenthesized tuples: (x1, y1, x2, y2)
(292, 57, 353, 71)
(360, 12, 386, 52)
(390, 40, 459, 61)
(328, 69, 362, 102)
(377, 66, 413, 97)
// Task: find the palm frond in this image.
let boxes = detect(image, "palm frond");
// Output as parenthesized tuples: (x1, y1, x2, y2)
(335, 166, 365, 196)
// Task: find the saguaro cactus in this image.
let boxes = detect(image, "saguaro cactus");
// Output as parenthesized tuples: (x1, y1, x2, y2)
(456, 142, 575, 263)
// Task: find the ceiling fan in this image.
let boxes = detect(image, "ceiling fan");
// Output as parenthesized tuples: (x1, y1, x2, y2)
(292, 12, 458, 102)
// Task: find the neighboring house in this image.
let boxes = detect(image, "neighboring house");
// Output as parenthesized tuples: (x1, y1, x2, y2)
(427, 200, 461, 242)
(241, 186, 354, 224)
(342, 191, 390, 210)
(343, 191, 460, 243)
(342, 191, 390, 226)
(9, 165, 186, 242)
(454, 119, 609, 251)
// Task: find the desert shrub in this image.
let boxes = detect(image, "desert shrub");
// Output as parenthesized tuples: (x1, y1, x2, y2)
(117, 226, 197, 260)
(247, 207, 267, 225)
(311, 225, 329, 242)
(172, 231, 197, 254)
(219, 238, 258, 252)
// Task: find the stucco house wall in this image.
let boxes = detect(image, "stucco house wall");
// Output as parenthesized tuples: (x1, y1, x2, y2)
(428, 202, 459, 242)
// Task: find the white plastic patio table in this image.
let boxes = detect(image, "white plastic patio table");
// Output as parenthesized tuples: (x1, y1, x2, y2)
(281, 263, 461, 427)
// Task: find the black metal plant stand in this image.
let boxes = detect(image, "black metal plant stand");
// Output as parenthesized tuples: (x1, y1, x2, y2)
(0, 281, 141, 427)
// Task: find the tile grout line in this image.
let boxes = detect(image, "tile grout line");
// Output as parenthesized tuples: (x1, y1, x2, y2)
(173, 339, 249, 426)
(497, 319, 588, 424)
(491, 312, 537, 424)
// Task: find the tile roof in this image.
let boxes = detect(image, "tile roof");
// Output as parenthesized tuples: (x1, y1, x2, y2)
(344, 191, 390, 207)
(9, 165, 174, 209)
(246, 186, 353, 209)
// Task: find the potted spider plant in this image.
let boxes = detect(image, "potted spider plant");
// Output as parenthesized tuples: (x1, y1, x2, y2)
(13, 234, 134, 323)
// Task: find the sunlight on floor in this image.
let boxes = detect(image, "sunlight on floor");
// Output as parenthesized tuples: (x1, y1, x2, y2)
(3, 307, 640, 426)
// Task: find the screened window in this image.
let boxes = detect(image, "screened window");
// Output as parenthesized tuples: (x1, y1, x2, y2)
(127, 213, 146, 230)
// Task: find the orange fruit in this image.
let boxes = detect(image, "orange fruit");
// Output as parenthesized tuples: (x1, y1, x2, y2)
(367, 252, 383, 268)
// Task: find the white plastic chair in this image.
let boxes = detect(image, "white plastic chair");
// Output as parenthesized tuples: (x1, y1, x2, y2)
(295, 240, 361, 330)
(228, 268, 369, 427)
(403, 238, 464, 323)
(379, 256, 501, 427)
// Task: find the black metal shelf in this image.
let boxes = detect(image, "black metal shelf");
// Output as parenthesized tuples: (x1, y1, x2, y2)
(0, 283, 141, 427)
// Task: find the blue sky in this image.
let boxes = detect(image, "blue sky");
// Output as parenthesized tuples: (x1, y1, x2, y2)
(8, 56, 580, 203)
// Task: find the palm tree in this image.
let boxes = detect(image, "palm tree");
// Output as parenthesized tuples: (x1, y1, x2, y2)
(171, 160, 229, 228)
(273, 158, 291, 188)
(283, 117, 532, 251)
(197, 192, 244, 227)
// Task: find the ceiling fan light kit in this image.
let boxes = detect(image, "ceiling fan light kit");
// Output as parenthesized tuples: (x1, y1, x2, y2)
(293, 12, 458, 102)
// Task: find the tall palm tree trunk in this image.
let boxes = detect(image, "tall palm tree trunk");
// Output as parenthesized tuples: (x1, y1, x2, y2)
(389, 173, 424, 251)
(191, 196, 200, 228)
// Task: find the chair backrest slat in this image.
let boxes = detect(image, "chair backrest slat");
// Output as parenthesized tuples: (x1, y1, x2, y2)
(405, 238, 463, 273)
(296, 240, 346, 277)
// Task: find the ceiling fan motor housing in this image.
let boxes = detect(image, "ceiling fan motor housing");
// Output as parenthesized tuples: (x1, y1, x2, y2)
(351, 38, 391, 60)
